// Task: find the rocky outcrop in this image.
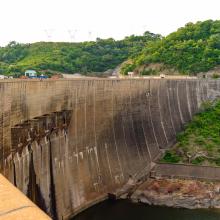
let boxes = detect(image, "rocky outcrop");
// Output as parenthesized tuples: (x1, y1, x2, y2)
(128, 178, 220, 209)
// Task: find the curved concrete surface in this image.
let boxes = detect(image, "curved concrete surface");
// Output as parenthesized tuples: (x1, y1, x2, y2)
(1, 79, 220, 219)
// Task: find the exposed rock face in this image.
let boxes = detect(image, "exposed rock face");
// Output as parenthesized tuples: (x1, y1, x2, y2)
(129, 178, 220, 209)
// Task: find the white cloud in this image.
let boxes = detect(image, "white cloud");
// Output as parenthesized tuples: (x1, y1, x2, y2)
(0, 0, 219, 45)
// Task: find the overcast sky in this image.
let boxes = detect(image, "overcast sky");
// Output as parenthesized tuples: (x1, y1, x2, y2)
(0, 0, 219, 46)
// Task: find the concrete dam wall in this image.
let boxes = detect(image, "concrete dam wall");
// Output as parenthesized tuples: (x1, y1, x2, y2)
(1, 79, 220, 219)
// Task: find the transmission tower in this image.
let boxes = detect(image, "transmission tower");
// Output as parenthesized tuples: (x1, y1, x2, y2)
(68, 29, 78, 42)
(88, 31, 92, 41)
(44, 29, 54, 41)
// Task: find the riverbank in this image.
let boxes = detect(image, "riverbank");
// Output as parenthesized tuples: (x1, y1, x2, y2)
(128, 178, 220, 209)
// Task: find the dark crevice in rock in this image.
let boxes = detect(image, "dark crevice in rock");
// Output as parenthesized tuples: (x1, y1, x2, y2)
(27, 145, 48, 217)
(49, 137, 58, 220)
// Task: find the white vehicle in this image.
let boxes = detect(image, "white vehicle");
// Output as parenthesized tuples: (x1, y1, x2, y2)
(25, 70, 37, 78)
(128, 72, 134, 77)
(160, 74, 166, 78)
(0, 75, 8, 79)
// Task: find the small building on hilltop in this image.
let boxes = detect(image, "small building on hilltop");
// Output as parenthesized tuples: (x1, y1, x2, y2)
(25, 70, 37, 78)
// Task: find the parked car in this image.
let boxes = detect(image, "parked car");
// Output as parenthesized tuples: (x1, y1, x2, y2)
(0, 75, 8, 79)
(24, 70, 48, 79)
(25, 70, 37, 78)
(160, 74, 166, 78)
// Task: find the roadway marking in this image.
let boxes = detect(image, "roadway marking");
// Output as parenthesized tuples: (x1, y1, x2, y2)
(0, 205, 35, 217)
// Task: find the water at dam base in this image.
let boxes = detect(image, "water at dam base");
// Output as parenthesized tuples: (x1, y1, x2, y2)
(72, 200, 220, 220)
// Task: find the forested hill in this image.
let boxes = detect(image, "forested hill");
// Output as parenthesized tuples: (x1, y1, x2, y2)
(121, 20, 220, 76)
(0, 32, 161, 76)
(2, 20, 219, 77)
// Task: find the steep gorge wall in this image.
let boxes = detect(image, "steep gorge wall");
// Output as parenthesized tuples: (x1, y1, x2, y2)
(1, 79, 220, 219)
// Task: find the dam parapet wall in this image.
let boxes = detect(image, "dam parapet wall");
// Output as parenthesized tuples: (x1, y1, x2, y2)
(152, 163, 220, 181)
(1, 78, 220, 219)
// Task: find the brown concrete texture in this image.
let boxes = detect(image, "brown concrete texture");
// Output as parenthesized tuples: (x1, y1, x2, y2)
(1, 79, 220, 219)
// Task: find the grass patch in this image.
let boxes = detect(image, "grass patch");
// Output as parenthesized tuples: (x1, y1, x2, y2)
(161, 100, 220, 166)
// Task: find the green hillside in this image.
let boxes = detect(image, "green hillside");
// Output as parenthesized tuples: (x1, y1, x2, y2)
(161, 101, 220, 166)
(2, 20, 220, 77)
(121, 20, 220, 76)
(0, 32, 161, 76)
